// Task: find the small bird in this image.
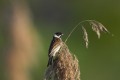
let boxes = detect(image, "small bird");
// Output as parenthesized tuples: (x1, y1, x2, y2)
(47, 32, 63, 67)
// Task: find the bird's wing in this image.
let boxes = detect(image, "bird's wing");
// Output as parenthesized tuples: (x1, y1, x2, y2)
(49, 44, 61, 57)
(48, 39, 62, 57)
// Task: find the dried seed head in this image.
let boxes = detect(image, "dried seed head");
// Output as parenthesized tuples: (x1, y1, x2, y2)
(82, 26, 89, 48)
(44, 42, 80, 80)
(89, 20, 109, 38)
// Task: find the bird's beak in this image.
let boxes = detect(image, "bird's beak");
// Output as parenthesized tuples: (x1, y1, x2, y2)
(62, 34, 64, 35)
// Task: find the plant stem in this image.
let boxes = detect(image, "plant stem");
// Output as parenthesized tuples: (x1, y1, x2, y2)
(64, 20, 94, 43)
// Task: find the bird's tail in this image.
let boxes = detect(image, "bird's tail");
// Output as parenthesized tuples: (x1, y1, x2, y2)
(47, 56, 53, 67)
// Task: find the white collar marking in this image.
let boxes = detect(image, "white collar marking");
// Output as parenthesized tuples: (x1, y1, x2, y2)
(54, 34, 61, 38)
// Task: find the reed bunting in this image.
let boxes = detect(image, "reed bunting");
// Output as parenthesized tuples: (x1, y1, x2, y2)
(47, 32, 63, 67)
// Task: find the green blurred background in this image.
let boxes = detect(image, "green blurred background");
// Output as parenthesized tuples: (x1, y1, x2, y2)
(0, 0, 120, 80)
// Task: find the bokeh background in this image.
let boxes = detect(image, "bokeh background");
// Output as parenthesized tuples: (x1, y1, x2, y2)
(0, 0, 120, 80)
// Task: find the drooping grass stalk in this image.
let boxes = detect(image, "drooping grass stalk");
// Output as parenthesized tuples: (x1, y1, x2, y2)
(64, 20, 93, 43)
(65, 20, 109, 48)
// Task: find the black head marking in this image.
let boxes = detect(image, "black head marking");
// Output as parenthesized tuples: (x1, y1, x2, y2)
(54, 32, 63, 38)
(55, 32, 63, 36)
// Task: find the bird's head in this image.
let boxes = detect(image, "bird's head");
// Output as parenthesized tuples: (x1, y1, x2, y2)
(54, 32, 63, 38)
